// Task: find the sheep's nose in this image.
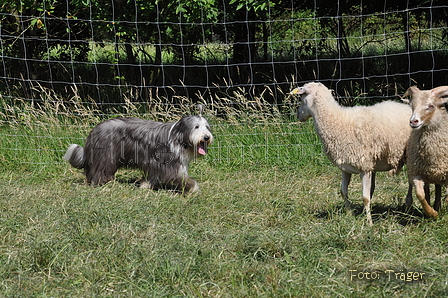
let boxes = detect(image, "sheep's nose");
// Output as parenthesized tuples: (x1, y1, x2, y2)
(410, 119, 419, 126)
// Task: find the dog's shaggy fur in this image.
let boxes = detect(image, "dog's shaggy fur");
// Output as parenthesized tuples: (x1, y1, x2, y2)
(63, 116, 213, 194)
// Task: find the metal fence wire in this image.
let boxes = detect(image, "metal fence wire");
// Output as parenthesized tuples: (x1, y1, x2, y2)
(0, 1, 447, 164)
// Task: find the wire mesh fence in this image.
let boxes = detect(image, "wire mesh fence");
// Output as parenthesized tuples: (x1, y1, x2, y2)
(0, 1, 447, 165)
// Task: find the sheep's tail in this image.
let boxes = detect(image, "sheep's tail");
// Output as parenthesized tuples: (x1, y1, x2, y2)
(388, 163, 405, 177)
(388, 168, 400, 177)
(63, 144, 85, 169)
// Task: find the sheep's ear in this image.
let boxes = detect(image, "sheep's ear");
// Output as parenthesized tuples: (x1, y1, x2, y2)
(402, 86, 420, 103)
(290, 82, 321, 96)
(290, 86, 306, 95)
(439, 95, 448, 111)
(431, 86, 448, 100)
(289, 87, 299, 95)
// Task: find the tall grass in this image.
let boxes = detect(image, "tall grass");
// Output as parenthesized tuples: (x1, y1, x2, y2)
(0, 84, 322, 171)
(0, 86, 447, 297)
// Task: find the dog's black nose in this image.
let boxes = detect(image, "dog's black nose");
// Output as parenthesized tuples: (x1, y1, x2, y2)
(204, 135, 210, 141)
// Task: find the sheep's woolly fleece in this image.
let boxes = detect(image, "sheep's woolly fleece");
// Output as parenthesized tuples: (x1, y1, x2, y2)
(296, 82, 412, 174)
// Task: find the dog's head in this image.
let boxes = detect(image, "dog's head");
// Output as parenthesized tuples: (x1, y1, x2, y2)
(171, 115, 213, 156)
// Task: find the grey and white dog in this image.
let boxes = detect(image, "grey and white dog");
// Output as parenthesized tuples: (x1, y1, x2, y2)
(63, 115, 213, 194)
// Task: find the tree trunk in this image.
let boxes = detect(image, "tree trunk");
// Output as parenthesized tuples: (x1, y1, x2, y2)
(232, 8, 257, 85)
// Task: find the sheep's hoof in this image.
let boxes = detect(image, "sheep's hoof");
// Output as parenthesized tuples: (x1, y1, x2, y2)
(343, 200, 353, 211)
(425, 210, 438, 218)
(404, 203, 413, 212)
(418, 205, 438, 218)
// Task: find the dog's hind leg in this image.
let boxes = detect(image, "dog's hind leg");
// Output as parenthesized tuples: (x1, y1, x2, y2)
(86, 164, 117, 185)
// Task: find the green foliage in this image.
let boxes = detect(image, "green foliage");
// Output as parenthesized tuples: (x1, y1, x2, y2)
(1, 0, 448, 104)
(173, 0, 219, 21)
(229, 0, 275, 11)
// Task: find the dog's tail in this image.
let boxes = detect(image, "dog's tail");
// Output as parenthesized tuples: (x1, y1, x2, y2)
(63, 144, 85, 169)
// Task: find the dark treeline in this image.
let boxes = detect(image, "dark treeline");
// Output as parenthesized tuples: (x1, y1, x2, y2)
(0, 0, 448, 108)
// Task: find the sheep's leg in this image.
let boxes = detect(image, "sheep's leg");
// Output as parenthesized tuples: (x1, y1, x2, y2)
(405, 183, 432, 209)
(434, 184, 442, 212)
(361, 172, 373, 225)
(370, 172, 376, 200)
(425, 183, 431, 204)
(445, 188, 448, 206)
(340, 171, 352, 210)
(414, 179, 438, 218)
(405, 183, 413, 208)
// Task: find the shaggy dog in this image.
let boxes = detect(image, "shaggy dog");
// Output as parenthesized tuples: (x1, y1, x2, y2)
(63, 115, 213, 194)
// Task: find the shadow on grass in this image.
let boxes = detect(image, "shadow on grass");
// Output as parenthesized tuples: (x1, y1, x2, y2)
(64, 175, 190, 196)
(65, 172, 141, 187)
(65, 177, 86, 185)
(315, 202, 434, 226)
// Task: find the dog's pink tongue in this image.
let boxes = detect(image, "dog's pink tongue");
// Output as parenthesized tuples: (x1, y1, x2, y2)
(198, 147, 206, 155)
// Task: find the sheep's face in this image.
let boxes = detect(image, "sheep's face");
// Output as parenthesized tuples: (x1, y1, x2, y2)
(297, 95, 313, 122)
(290, 82, 322, 122)
(404, 86, 448, 130)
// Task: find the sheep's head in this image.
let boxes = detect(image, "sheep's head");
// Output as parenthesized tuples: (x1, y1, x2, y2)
(290, 82, 331, 122)
(404, 86, 448, 130)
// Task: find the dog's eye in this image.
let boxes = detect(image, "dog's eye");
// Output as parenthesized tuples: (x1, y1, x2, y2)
(195, 125, 199, 129)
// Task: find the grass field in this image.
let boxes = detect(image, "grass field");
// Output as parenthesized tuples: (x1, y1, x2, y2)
(1, 97, 448, 297)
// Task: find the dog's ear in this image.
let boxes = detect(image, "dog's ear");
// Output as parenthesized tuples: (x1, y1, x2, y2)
(196, 104, 204, 116)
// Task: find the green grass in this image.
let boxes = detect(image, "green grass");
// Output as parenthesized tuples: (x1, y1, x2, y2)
(1, 96, 448, 297)
(1, 159, 448, 297)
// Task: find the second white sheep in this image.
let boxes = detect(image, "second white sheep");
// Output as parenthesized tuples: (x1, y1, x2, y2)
(403, 85, 448, 218)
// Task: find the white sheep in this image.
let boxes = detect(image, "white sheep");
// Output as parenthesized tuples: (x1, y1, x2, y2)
(291, 82, 412, 225)
(403, 85, 448, 218)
